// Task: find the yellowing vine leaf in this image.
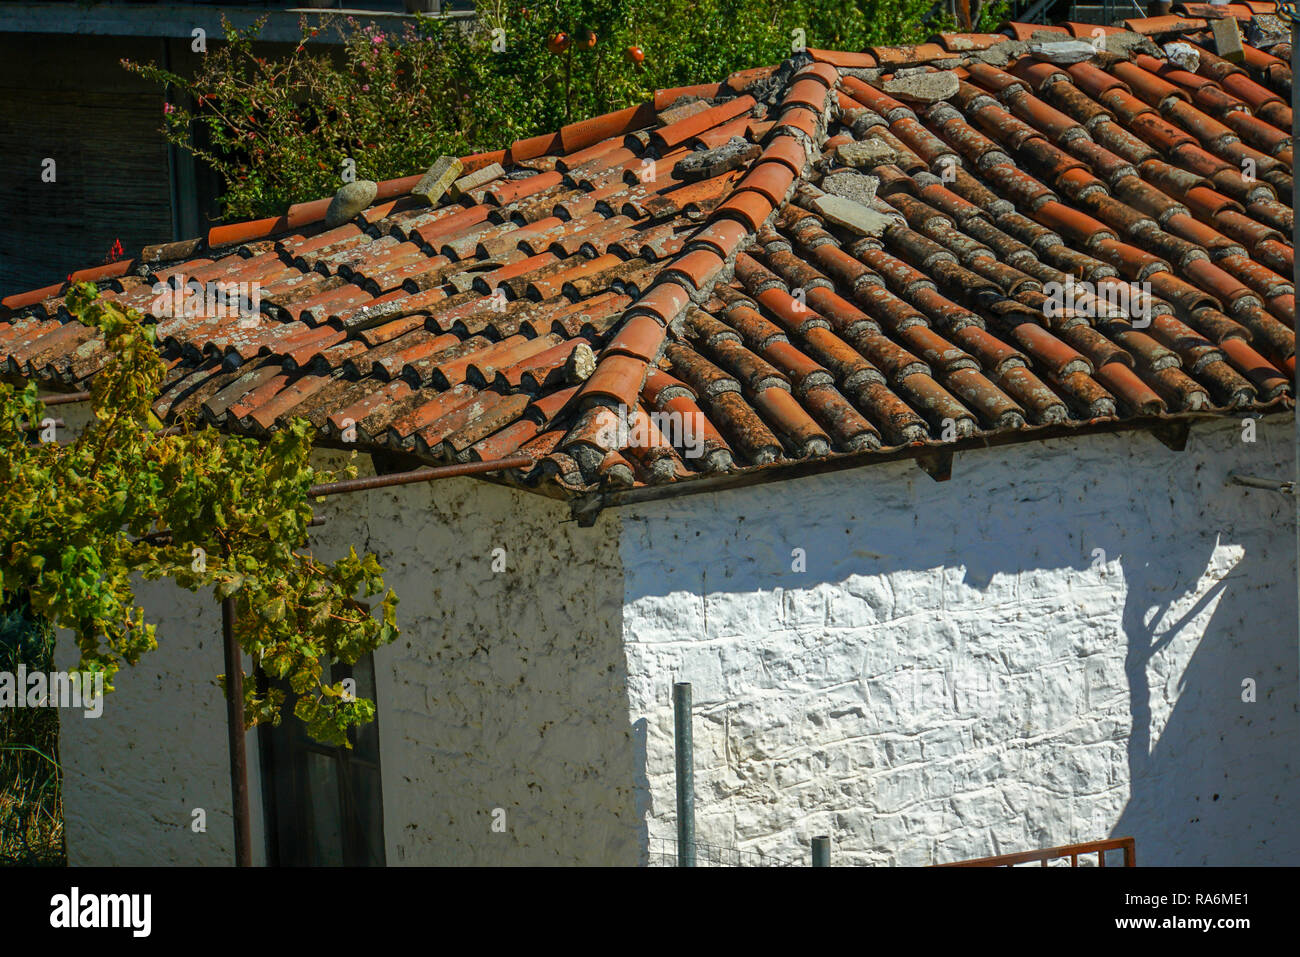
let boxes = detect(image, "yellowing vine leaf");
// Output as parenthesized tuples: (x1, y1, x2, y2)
(0, 285, 400, 743)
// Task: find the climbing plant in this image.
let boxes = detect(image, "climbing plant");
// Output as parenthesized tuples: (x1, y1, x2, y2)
(0, 285, 399, 746)
(123, 1, 1006, 220)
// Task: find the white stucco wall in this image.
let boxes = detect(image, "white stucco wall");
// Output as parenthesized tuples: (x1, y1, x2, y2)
(55, 578, 269, 866)
(619, 414, 1298, 866)
(53, 409, 1296, 867)
(306, 459, 638, 865)
(57, 442, 637, 866)
(53, 405, 267, 866)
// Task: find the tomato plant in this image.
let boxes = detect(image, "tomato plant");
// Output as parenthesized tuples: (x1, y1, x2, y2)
(123, 1, 1005, 220)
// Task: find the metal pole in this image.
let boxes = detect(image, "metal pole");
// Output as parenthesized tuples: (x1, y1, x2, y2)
(306, 453, 534, 498)
(673, 682, 694, 867)
(221, 595, 253, 867)
(36, 391, 91, 406)
(1292, 7, 1299, 706)
(812, 835, 831, 866)
(1226, 473, 1297, 494)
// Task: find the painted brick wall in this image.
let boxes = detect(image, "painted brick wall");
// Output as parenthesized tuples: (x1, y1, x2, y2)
(619, 415, 1298, 866)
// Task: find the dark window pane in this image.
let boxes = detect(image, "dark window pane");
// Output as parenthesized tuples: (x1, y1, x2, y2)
(305, 752, 345, 867)
(259, 653, 385, 866)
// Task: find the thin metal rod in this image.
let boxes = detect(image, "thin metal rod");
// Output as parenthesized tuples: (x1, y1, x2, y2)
(811, 835, 830, 867)
(306, 454, 534, 498)
(221, 595, 253, 867)
(37, 391, 91, 406)
(1226, 473, 1296, 494)
(673, 682, 694, 867)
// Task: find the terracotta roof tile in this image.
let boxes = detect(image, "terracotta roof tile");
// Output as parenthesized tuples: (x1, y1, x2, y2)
(5, 18, 1291, 503)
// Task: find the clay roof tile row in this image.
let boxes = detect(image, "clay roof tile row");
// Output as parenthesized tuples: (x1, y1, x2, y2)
(1, 11, 1291, 508)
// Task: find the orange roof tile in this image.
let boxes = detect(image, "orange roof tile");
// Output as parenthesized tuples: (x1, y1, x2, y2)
(2, 13, 1292, 510)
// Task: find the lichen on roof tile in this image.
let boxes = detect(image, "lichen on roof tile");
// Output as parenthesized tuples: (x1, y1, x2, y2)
(2, 12, 1293, 511)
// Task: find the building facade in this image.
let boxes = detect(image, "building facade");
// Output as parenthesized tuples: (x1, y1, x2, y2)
(55, 412, 1298, 866)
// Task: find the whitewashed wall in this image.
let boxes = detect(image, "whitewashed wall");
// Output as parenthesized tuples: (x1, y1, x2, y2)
(56, 577, 268, 866)
(619, 414, 1298, 866)
(58, 443, 637, 865)
(56, 411, 1296, 866)
(307, 459, 638, 865)
(54, 405, 267, 866)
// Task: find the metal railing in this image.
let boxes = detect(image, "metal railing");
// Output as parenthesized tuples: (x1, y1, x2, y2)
(938, 836, 1137, 867)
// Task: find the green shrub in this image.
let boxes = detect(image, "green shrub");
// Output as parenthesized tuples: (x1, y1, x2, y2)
(124, 1, 1005, 221)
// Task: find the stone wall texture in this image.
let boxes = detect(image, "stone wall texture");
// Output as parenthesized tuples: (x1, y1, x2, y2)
(619, 414, 1298, 866)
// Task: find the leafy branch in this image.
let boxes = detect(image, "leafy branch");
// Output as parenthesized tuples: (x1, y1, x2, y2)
(120, 0, 987, 220)
(0, 286, 399, 746)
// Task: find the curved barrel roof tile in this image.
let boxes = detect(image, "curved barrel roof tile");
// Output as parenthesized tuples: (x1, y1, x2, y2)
(1, 9, 1292, 514)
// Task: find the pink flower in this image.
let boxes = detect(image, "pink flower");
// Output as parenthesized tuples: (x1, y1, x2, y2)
(361, 84, 370, 92)
(163, 102, 175, 114)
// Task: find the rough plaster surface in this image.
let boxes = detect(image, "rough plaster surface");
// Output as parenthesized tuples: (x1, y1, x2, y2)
(58, 445, 635, 865)
(55, 412, 1298, 867)
(619, 415, 1298, 866)
(299, 456, 636, 865)
(56, 578, 268, 866)
(54, 404, 266, 866)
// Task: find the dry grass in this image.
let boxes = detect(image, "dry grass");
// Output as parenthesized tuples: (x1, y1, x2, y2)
(0, 599, 66, 867)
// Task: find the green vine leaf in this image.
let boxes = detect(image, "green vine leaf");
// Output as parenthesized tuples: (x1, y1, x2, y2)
(0, 286, 400, 743)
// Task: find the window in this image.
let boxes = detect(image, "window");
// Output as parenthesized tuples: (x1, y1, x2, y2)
(258, 655, 385, 866)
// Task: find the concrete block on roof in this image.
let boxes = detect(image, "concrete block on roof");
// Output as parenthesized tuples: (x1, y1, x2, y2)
(325, 179, 378, 228)
(1100, 30, 1163, 59)
(1163, 42, 1201, 72)
(821, 170, 880, 207)
(836, 138, 897, 170)
(1028, 40, 1096, 64)
(566, 342, 597, 383)
(973, 39, 1027, 68)
(674, 137, 760, 181)
(448, 162, 505, 201)
(1246, 14, 1288, 50)
(1211, 15, 1245, 63)
(810, 193, 893, 237)
(412, 156, 464, 206)
(882, 70, 959, 103)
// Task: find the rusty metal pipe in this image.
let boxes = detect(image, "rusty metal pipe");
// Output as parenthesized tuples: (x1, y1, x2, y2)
(37, 391, 92, 406)
(306, 454, 534, 498)
(134, 516, 326, 547)
(22, 418, 65, 431)
(1227, 473, 1296, 494)
(221, 594, 253, 867)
